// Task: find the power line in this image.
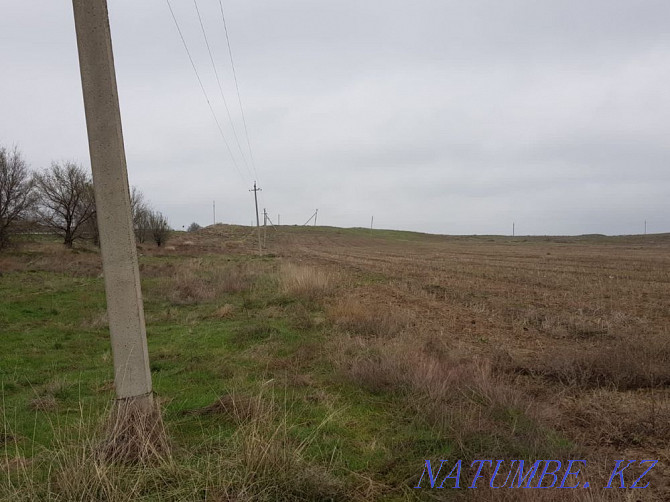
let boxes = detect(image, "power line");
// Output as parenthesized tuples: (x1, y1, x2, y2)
(192, 0, 252, 179)
(218, 0, 258, 182)
(165, 0, 246, 183)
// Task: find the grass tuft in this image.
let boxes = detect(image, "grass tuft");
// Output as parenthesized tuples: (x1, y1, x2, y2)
(97, 396, 170, 465)
(279, 262, 336, 302)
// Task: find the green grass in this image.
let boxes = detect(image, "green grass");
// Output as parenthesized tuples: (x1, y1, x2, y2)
(0, 246, 408, 499)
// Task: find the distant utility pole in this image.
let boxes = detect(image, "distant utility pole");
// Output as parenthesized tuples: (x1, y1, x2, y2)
(265, 213, 277, 230)
(263, 208, 267, 248)
(371, 215, 374, 231)
(513, 222, 515, 237)
(72, 0, 152, 412)
(213, 200, 216, 225)
(278, 214, 280, 226)
(644, 220, 647, 235)
(249, 181, 262, 255)
(303, 209, 319, 226)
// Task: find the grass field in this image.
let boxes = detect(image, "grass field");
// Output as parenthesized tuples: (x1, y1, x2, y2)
(1, 225, 669, 500)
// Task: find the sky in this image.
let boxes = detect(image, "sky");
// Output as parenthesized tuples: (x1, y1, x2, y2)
(1, 0, 669, 235)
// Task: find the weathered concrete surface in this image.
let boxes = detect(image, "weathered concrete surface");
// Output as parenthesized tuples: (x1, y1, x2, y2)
(72, 0, 152, 402)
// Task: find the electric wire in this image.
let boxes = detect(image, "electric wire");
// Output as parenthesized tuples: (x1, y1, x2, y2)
(192, 0, 252, 179)
(165, 0, 246, 183)
(218, 0, 259, 182)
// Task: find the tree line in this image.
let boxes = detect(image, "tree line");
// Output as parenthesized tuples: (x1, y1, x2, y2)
(0, 144, 170, 250)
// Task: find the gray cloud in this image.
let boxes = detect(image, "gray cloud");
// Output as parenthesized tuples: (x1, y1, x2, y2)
(1, 0, 669, 235)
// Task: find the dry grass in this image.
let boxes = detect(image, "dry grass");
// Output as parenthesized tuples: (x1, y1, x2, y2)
(80, 310, 108, 330)
(2, 386, 355, 501)
(327, 297, 414, 338)
(26, 378, 71, 412)
(213, 303, 236, 318)
(216, 388, 353, 502)
(459, 487, 630, 501)
(332, 332, 553, 459)
(186, 392, 268, 422)
(28, 396, 58, 412)
(501, 332, 670, 390)
(0, 240, 102, 277)
(166, 259, 259, 305)
(2, 399, 170, 501)
(279, 262, 337, 302)
(282, 231, 670, 471)
(559, 389, 670, 449)
(97, 396, 170, 464)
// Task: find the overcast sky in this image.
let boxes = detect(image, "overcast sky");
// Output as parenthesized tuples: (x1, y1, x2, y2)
(1, 1, 669, 235)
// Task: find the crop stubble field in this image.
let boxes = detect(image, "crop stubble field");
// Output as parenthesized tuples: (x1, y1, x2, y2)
(1, 225, 669, 500)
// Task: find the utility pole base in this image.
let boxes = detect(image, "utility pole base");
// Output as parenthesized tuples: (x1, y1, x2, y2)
(98, 393, 170, 464)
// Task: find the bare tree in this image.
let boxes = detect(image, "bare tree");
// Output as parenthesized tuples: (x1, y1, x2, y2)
(81, 207, 100, 246)
(187, 222, 201, 232)
(130, 186, 150, 243)
(148, 210, 170, 247)
(33, 161, 96, 248)
(0, 145, 36, 249)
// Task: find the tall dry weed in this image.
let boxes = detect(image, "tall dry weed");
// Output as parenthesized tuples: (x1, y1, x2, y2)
(279, 263, 336, 302)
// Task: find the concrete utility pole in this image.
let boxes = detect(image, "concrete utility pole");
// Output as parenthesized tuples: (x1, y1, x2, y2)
(263, 208, 267, 248)
(513, 222, 515, 237)
(645, 220, 647, 235)
(314, 208, 318, 226)
(72, 0, 152, 410)
(371, 215, 374, 231)
(213, 200, 216, 225)
(250, 181, 262, 255)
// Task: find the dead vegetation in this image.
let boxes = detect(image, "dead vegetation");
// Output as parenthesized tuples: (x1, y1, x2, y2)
(495, 331, 670, 390)
(165, 258, 262, 305)
(0, 240, 102, 276)
(186, 393, 265, 422)
(278, 262, 337, 302)
(97, 397, 170, 465)
(332, 332, 553, 458)
(327, 297, 414, 338)
(281, 230, 670, 498)
(559, 389, 670, 449)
